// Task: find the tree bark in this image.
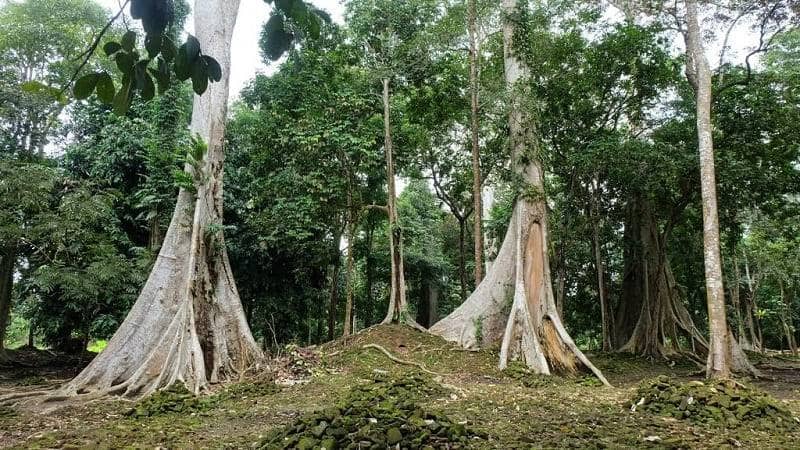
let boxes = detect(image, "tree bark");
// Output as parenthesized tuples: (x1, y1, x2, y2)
(41, 0, 262, 401)
(458, 217, 468, 302)
(416, 279, 439, 328)
(590, 177, 611, 351)
(380, 79, 419, 328)
(431, 0, 608, 385)
(684, 0, 747, 379)
(343, 182, 356, 337)
(780, 282, 797, 355)
(615, 196, 708, 358)
(0, 246, 16, 355)
(468, 0, 484, 285)
(327, 227, 341, 342)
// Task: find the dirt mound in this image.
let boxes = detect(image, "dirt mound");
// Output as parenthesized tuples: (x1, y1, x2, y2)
(259, 372, 487, 449)
(631, 375, 798, 429)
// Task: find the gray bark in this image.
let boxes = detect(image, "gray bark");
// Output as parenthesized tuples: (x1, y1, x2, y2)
(36, 0, 262, 401)
(380, 79, 420, 329)
(469, 0, 484, 285)
(684, 0, 732, 379)
(0, 246, 16, 354)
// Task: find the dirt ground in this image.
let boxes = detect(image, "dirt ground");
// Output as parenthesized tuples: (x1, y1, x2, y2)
(1, 325, 799, 449)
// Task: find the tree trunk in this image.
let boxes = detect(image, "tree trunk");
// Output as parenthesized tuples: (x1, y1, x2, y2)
(0, 246, 16, 355)
(416, 279, 439, 329)
(780, 282, 797, 355)
(729, 251, 748, 348)
(380, 79, 419, 328)
(468, 0, 484, 285)
(590, 177, 611, 351)
(327, 225, 342, 341)
(458, 218, 468, 302)
(44, 0, 262, 400)
(364, 224, 375, 327)
(684, 0, 752, 379)
(343, 183, 356, 337)
(616, 197, 708, 358)
(431, 0, 607, 385)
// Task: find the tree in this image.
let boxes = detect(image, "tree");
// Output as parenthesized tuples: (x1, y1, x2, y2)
(0, 0, 107, 157)
(346, 0, 443, 327)
(431, 0, 608, 383)
(41, 0, 261, 400)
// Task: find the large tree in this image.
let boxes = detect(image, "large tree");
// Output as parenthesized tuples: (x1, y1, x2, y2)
(37, 0, 262, 400)
(431, 0, 608, 383)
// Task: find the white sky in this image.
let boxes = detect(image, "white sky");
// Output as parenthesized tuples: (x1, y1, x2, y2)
(97, 0, 346, 99)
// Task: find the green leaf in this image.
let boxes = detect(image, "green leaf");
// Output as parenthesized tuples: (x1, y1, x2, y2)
(145, 33, 162, 59)
(134, 61, 155, 100)
(103, 41, 122, 56)
(161, 36, 176, 62)
(203, 55, 222, 82)
(113, 75, 133, 115)
(73, 73, 99, 100)
(121, 30, 137, 52)
(115, 52, 135, 74)
(191, 60, 208, 95)
(174, 45, 191, 81)
(262, 14, 291, 61)
(95, 72, 115, 103)
(184, 35, 201, 62)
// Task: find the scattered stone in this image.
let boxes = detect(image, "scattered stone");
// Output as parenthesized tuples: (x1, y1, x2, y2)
(259, 372, 487, 449)
(125, 384, 217, 418)
(631, 375, 798, 429)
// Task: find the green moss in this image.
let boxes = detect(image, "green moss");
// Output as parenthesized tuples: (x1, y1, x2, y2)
(126, 384, 217, 418)
(632, 375, 799, 429)
(259, 372, 487, 449)
(218, 381, 280, 401)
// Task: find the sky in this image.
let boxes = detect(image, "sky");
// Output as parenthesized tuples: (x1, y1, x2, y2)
(97, 0, 346, 99)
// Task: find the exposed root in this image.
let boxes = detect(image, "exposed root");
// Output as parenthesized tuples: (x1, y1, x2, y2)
(362, 344, 441, 377)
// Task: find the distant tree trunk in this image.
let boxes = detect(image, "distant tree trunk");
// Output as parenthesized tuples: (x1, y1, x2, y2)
(0, 246, 16, 355)
(343, 183, 356, 337)
(616, 197, 708, 357)
(590, 177, 611, 351)
(468, 0, 484, 285)
(416, 279, 439, 328)
(729, 251, 748, 348)
(684, 0, 753, 378)
(458, 217, 468, 302)
(327, 226, 342, 341)
(42, 0, 262, 400)
(381, 79, 419, 328)
(364, 223, 375, 326)
(780, 282, 797, 355)
(431, 0, 607, 385)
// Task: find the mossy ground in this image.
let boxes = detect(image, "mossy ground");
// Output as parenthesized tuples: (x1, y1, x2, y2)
(0, 325, 799, 449)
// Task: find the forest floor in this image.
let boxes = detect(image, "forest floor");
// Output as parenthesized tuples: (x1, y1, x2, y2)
(1, 325, 799, 449)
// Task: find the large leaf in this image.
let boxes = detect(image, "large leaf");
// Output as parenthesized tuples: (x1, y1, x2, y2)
(121, 30, 137, 52)
(103, 41, 122, 56)
(95, 72, 116, 104)
(262, 14, 291, 61)
(73, 73, 99, 99)
(191, 61, 208, 95)
(202, 55, 222, 82)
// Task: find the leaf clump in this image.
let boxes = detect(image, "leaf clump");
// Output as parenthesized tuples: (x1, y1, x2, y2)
(631, 375, 799, 429)
(260, 372, 487, 449)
